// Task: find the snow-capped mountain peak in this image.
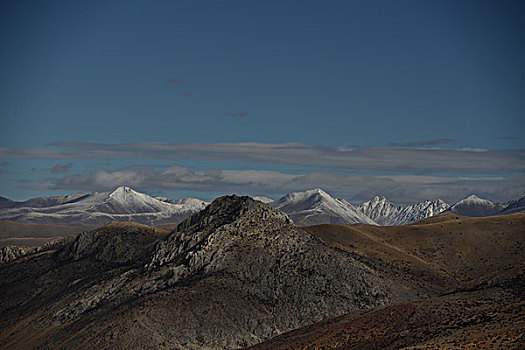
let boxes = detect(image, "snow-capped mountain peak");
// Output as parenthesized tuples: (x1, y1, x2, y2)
(281, 188, 329, 202)
(270, 189, 376, 226)
(399, 199, 450, 224)
(357, 196, 400, 225)
(96, 186, 174, 214)
(357, 196, 450, 226)
(449, 194, 503, 217)
(0, 186, 209, 226)
(109, 186, 147, 203)
(456, 195, 492, 205)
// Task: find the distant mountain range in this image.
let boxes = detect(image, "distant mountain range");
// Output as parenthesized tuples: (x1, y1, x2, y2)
(0, 186, 208, 226)
(267, 189, 524, 226)
(0, 186, 523, 226)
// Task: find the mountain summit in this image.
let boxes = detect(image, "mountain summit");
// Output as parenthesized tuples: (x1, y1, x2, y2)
(449, 194, 504, 217)
(270, 189, 376, 225)
(90, 186, 177, 214)
(357, 195, 400, 225)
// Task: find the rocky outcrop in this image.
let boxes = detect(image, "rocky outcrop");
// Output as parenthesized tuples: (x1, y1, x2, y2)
(0, 245, 35, 263)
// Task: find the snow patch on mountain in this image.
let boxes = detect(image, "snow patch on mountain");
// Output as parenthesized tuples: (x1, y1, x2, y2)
(251, 196, 274, 204)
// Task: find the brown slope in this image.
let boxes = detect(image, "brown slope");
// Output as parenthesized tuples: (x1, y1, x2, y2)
(246, 213, 525, 349)
(245, 269, 524, 350)
(305, 212, 524, 289)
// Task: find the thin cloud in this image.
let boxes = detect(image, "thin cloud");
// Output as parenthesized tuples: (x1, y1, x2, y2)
(388, 138, 456, 147)
(226, 112, 250, 119)
(166, 78, 187, 86)
(51, 162, 73, 174)
(494, 136, 518, 140)
(179, 91, 193, 97)
(1, 142, 524, 175)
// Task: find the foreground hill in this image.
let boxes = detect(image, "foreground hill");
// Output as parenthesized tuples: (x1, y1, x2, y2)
(246, 212, 525, 349)
(0, 186, 208, 226)
(0, 196, 418, 349)
(246, 270, 524, 349)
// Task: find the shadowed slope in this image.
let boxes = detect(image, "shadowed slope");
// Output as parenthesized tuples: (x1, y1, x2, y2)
(246, 212, 525, 349)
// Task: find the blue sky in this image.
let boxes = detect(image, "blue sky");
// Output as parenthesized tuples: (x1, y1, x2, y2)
(1, 0, 524, 204)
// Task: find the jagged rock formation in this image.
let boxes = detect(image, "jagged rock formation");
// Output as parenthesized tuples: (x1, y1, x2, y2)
(499, 195, 525, 215)
(0, 245, 35, 263)
(270, 189, 376, 225)
(357, 195, 450, 225)
(357, 195, 400, 225)
(396, 199, 450, 225)
(0, 196, 418, 349)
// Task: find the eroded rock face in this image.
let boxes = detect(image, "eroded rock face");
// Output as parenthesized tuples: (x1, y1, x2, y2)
(0, 246, 35, 263)
(149, 195, 294, 267)
(0, 196, 418, 350)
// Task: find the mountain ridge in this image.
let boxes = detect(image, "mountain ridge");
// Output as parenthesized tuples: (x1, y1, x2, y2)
(0, 187, 523, 228)
(0, 186, 209, 226)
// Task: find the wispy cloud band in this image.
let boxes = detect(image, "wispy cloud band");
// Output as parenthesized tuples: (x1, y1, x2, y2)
(1, 142, 523, 175)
